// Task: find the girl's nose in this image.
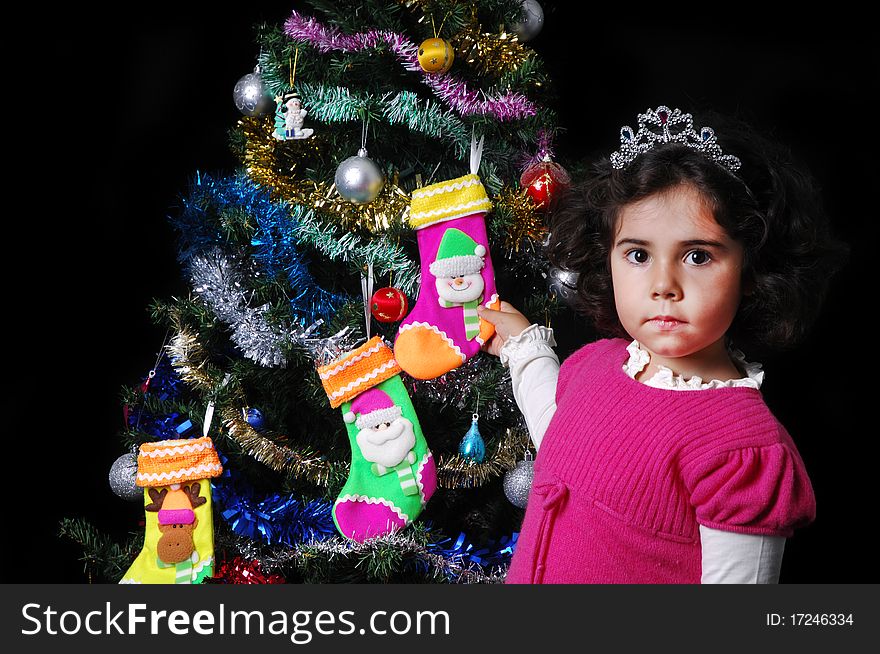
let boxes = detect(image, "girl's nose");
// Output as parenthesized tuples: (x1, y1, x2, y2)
(651, 265, 682, 300)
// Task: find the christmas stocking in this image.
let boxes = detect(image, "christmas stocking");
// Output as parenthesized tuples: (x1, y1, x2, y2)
(119, 436, 223, 584)
(318, 336, 437, 541)
(394, 171, 501, 379)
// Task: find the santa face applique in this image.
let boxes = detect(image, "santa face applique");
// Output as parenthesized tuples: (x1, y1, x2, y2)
(355, 415, 416, 469)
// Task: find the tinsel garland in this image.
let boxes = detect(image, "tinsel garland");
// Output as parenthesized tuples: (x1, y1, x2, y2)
(292, 203, 420, 298)
(212, 555, 286, 584)
(518, 128, 558, 172)
(124, 357, 195, 440)
(189, 248, 339, 368)
(240, 115, 411, 234)
(452, 24, 531, 77)
(435, 426, 529, 489)
(283, 10, 537, 121)
(290, 83, 469, 158)
(222, 406, 334, 487)
(212, 457, 336, 547)
(494, 185, 546, 251)
(220, 529, 514, 583)
(167, 319, 528, 489)
(176, 174, 343, 321)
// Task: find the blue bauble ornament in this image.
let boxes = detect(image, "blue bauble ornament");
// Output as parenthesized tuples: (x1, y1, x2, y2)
(245, 407, 266, 431)
(458, 414, 486, 462)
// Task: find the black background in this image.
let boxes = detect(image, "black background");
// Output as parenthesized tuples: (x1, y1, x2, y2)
(9, 2, 875, 583)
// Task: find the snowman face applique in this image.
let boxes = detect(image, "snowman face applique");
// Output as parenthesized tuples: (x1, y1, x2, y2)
(435, 273, 484, 304)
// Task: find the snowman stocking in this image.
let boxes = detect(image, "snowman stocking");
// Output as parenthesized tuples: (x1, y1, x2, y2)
(318, 336, 437, 541)
(120, 436, 223, 584)
(393, 171, 501, 380)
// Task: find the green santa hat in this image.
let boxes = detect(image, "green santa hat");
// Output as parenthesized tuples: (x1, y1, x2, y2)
(428, 228, 486, 279)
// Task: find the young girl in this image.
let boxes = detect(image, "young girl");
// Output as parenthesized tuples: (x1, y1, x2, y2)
(479, 106, 848, 584)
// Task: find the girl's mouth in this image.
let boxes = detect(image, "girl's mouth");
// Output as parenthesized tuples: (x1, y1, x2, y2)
(647, 317, 685, 331)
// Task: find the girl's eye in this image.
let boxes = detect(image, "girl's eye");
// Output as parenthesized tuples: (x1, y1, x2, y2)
(625, 249, 649, 264)
(685, 250, 712, 266)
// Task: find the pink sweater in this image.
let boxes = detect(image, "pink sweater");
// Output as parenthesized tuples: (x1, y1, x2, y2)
(505, 338, 816, 584)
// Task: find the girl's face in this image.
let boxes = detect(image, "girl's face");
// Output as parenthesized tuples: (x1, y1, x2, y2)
(610, 184, 745, 375)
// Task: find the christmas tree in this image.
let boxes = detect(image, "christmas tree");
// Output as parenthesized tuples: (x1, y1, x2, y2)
(61, 0, 574, 584)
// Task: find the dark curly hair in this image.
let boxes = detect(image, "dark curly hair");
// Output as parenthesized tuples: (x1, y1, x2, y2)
(546, 110, 850, 355)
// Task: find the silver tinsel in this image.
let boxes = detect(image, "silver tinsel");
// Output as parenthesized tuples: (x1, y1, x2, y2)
(189, 249, 304, 368)
(503, 451, 534, 508)
(334, 148, 384, 204)
(511, 0, 544, 42)
(109, 453, 142, 501)
(237, 531, 508, 584)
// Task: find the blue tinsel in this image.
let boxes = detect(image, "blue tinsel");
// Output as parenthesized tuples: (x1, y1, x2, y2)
(170, 172, 344, 325)
(426, 531, 518, 580)
(127, 358, 197, 440)
(211, 450, 336, 547)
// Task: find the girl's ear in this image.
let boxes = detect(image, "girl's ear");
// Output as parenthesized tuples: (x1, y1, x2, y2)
(742, 275, 756, 297)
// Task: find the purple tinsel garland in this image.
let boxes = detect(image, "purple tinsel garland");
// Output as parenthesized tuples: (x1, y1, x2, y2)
(284, 10, 537, 121)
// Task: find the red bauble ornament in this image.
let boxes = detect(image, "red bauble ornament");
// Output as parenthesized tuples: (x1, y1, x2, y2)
(370, 287, 409, 323)
(520, 156, 571, 211)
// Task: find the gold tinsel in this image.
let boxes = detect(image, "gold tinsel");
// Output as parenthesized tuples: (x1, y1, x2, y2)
(451, 25, 531, 76)
(239, 115, 410, 234)
(165, 314, 526, 489)
(165, 316, 337, 487)
(437, 427, 530, 489)
(222, 407, 335, 487)
(495, 186, 546, 251)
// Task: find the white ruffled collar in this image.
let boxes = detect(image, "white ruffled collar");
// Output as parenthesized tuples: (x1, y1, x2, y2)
(623, 340, 764, 391)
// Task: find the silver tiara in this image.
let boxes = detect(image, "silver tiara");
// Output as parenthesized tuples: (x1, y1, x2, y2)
(609, 106, 741, 172)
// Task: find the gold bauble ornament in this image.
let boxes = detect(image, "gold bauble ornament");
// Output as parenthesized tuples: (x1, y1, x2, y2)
(417, 37, 454, 73)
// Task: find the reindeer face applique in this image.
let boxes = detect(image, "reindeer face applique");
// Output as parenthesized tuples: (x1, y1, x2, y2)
(119, 436, 222, 585)
(145, 484, 207, 565)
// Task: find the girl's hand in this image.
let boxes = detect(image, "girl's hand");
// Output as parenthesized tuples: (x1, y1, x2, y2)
(477, 301, 532, 357)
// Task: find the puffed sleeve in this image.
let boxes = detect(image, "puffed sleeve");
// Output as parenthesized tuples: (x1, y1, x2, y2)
(683, 443, 816, 538)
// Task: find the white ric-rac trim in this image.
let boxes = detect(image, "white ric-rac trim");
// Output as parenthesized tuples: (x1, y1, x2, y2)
(397, 322, 466, 361)
(320, 341, 383, 380)
(327, 360, 400, 402)
(411, 176, 482, 199)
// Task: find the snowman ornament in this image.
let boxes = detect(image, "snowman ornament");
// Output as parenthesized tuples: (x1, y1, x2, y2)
(278, 91, 313, 140)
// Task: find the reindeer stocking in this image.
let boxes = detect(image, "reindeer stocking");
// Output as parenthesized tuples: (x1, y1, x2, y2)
(119, 436, 223, 584)
(393, 140, 501, 379)
(318, 336, 436, 542)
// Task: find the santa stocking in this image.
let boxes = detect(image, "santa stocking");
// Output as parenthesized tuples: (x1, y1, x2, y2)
(318, 336, 437, 542)
(393, 172, 501, 379)
(120, 436, 223, 584)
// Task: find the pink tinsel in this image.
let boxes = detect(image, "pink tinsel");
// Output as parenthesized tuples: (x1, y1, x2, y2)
(284, 10, 537, 122)
(518, 129, 556, 172)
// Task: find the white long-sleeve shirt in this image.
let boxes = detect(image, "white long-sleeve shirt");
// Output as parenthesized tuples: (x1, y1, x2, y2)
(499, 324, 786, 584)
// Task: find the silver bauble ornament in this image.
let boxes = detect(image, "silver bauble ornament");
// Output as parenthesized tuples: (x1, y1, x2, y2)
(109, 453, 142, 501)
(335, 148, 384, 204)
(503, 451, 534, 508)
(547, 266, 579, 305)
(511, 0, 544, 42)
(233, 66, 270, 116)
